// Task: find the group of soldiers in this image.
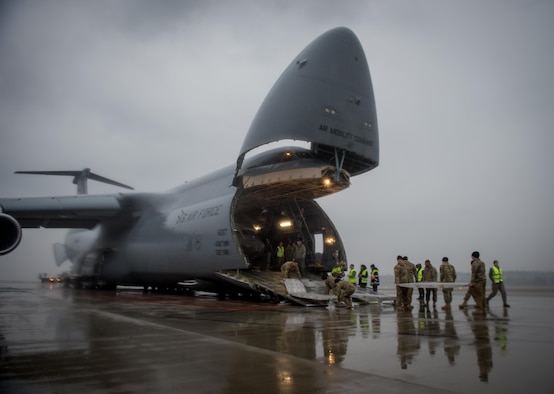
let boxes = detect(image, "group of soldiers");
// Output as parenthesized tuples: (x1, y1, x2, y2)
(281, 250, 510, 312)
(395, 255, 457, 312)
(269, 238, 307, 274)
(395, 252, 510, 314)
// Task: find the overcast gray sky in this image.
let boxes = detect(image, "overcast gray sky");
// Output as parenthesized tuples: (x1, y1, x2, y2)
(1, 0, 553, 280)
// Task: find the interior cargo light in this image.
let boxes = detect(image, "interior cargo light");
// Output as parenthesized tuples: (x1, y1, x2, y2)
(325, 236, 336, 245)
(279, 220, 292, 228)
(253, 224, 262, 231)
(322, 178, 332, 187)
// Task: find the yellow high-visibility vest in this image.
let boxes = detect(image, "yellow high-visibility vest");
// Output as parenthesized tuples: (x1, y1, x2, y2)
(491, 266, 503, 283)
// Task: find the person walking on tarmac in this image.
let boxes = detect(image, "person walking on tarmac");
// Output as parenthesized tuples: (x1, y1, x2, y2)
(486, 260, 510, 307)
(440, 257, 456, 310)
(460, 251, 487, 314)
(358, 264, 368, 288)
(415, 263, 425, 301)
(370, 264, 380, 292)
(334, 278, 356, 309)
(347, 264, 357, 285)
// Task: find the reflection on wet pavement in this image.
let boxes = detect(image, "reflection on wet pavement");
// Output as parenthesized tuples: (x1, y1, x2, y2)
(1, 283, 553, 393)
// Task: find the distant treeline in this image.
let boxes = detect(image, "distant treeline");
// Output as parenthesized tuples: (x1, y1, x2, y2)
(378, 271, 554, 288)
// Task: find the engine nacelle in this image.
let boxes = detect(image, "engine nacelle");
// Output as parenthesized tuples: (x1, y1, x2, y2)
(0, 213, 22, 255)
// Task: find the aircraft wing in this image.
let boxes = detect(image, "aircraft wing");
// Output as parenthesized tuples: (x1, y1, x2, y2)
(0, 194, 122, 229)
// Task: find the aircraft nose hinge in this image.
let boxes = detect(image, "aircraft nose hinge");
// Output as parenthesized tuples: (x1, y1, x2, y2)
(296, 59, 308, 68)
(333, 148, 346, 182)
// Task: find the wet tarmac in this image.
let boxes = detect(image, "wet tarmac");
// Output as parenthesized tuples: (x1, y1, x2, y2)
(1, 282, 553, 394)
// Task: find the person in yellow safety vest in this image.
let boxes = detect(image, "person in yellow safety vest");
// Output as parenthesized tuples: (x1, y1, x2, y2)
(275, 241, 285, 268)
(331, 261, 345, 278)
(415, 263, 425, 301)
(370, 264, 380, 292)
(348, 264, 357, 285)
(358, 264, 368, 288)
(486, 260, 510, 307)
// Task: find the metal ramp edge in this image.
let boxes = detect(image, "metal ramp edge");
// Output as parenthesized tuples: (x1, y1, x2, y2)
(215, 270, 333, 306)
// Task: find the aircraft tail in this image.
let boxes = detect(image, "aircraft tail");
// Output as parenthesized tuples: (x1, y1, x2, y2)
(15, 168, 134, 194)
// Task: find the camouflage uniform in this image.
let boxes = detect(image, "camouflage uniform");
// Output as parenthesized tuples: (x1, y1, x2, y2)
(281, 261, 301, 279)
(334, 280, 356, 309)
(394, 257, 416, 310)
(440, 260, 457, 308)
(323, 276, 336, 295)
(422, 262, 438, 306)
(403, 259, 417, 307)
(469, 258, 487, 312)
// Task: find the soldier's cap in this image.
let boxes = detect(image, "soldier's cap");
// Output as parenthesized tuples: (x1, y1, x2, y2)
(397, 255, 403, 260)
(472, 251, 480, 258)
(442, 257, 449, 261)
(402, 256, 408, 260)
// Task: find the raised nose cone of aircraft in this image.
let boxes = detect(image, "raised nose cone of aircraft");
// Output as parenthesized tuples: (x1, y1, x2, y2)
(238, 27, 379, 177)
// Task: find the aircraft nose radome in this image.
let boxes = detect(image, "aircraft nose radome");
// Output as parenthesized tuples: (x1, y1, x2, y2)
(238, 27, 379, 175)
(291, 27, 370, 88)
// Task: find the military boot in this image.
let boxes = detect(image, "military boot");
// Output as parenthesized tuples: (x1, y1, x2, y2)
(458, 301, 468, 309)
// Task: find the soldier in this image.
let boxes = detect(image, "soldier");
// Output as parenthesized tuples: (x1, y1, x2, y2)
(461, 251, 487, 314)
(293, 239, 306, 275)
(402, 256, 417, 308)
(486, 260, 510, 307)
(322, 272, 336, 295)
(394, 256, 411, 311)
(284, 239, 295, 262)
(281, 261, 301, 279)
(440, 257, 456, 310)
(334, 279, 356, 309)
(422, 259, 438, 308)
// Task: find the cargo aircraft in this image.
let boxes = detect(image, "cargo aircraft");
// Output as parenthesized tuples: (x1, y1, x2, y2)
(0, 27, 379, 293)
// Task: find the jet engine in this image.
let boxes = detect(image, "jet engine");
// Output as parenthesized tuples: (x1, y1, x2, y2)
(0, 213, 22, 255)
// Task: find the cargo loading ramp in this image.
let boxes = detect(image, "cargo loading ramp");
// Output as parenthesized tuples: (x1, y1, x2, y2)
(216, 270, 396, 306)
